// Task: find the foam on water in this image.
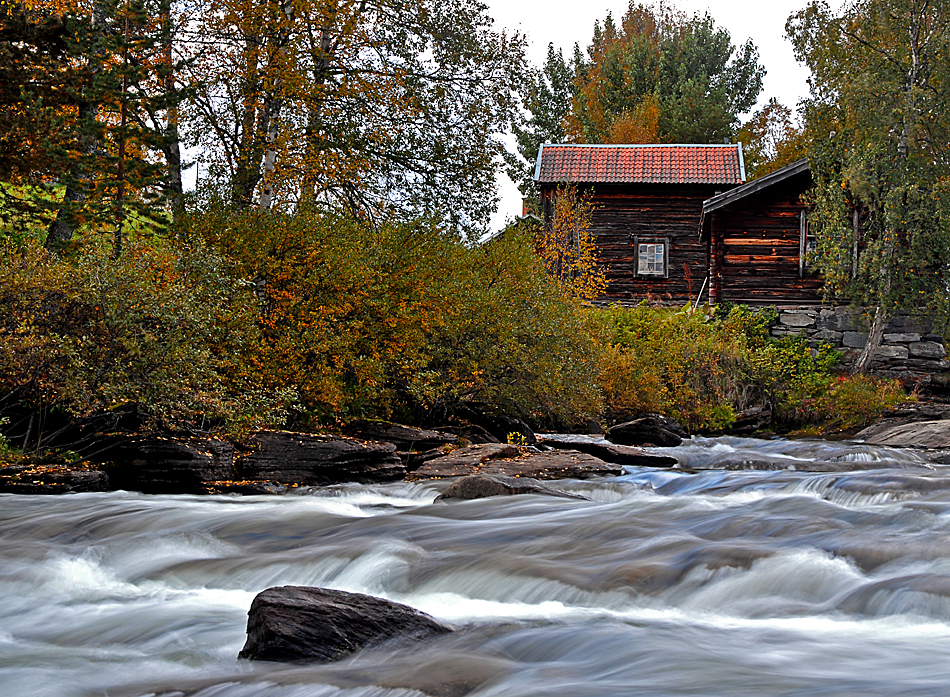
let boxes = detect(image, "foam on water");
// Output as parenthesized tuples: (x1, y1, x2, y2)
(7, 436, 950, 696)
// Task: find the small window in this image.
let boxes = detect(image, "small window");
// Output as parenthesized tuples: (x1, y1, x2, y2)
(634, 237, 668, 277)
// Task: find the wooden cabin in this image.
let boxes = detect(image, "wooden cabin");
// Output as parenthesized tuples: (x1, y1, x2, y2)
(700, 159, 821, 306)
(534, 143, 745, 304)
(535, 145, 819, 307)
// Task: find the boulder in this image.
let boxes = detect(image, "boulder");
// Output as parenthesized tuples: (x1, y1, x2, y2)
(536, 437, 677, 468)
(607, 415, 686, 447)
(431, 424, 500, 444)
(857, 420, 950, 448)
(238, 431, 404, 485)
(0, 464, 110, 494)
(853, 402, 950, 443)
(106, 437, 236, 494)
(476, 415, 537, 445)
(238, 586, 452, 663)
(343, 420, 459, 451)
(411, 446, 622, 480)
(435, 474, 589, 501)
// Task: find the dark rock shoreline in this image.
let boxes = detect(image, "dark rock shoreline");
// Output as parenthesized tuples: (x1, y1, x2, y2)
(0, 417, 683, 495)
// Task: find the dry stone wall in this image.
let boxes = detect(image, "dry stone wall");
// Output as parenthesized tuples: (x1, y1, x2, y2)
(770, 306, 949, 381)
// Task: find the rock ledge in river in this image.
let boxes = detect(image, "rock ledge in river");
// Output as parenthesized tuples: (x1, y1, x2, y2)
(607, 415, 687, 447)
(435, 474, 590, 501)
(537, 437, 677, 468)
(239, 586, 452, 663)
(410, 446, 622, 480)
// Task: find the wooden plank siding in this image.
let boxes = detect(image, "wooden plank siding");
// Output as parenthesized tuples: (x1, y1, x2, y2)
(542, 183, 724, 304)
(713, 176, 823, 305)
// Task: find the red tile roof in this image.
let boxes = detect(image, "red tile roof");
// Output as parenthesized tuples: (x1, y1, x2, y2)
(534, 144, 745, 185)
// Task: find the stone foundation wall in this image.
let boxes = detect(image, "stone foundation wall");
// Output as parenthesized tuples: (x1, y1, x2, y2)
(771, 306, 949, 381)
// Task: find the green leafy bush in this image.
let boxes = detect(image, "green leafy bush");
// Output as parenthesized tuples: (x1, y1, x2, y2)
(0, 237, 286, 453)
(596, 303, 907, 433)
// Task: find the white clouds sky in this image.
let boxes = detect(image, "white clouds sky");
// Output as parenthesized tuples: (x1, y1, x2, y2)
(484, 0, 818, 230)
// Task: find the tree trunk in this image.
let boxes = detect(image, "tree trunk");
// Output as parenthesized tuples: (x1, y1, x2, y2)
(851, 306, 888, 375)
(160, 0, 183, 221)
(45, 99, 97, 251)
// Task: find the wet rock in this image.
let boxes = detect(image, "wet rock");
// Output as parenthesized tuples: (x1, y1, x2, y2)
(728, 406, 773, 435)
(343, 420, 459, 451)
(607, 415, 686, 447)
(106, 437, 236, 494)
(432, 424, 500, 445)
(858, 420, 950, 448)
(537, 437, 677, 468)
(409, 443, 522, 478)
(402, 445, 458, 472)
(238, 586, 452, 664)
(483, 415, 536, 445)
(238, 431, 404, 485)
(0, 464, 110, 494)
(205, 480, 290, 495)
(411, 446, 622, 480)
(854, 402, 950, 443)
(435, 474, 589, 501)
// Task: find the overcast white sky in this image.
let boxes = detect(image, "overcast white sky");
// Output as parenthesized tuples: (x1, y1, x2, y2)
(484, 0, 817, 230)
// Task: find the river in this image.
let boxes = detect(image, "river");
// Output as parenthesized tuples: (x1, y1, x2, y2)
(4, 436, 950, 696)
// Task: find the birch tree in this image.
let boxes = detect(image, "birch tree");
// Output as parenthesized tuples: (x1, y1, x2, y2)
(788, 0, 950, 372)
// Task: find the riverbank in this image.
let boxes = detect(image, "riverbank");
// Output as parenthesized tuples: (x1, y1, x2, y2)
(6, 403, 950, 495)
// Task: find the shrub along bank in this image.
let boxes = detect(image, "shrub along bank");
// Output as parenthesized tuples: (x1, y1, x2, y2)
(596, 304, 907, 433)
(0, 205, 909, 464)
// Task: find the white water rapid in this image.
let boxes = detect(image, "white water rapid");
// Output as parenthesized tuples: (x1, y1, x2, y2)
(4, 436, 950, 696)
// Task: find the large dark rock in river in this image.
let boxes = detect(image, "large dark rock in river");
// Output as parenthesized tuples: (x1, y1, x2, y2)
(856, 420, 950, 449)
(239, 586, 452, 663)
(410, 445, 622, 480)
(435, 474, 589, 501)
(237, 431, 405, 484)
(607, 415, 687, 447)
(343, 419, 459, 451)
(537, 437, 678, 468)
(0, 464, 110, 494)
(106, 437, 236, 494)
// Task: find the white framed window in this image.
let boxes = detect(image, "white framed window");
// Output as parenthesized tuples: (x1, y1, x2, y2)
(634, 237, 668, 277)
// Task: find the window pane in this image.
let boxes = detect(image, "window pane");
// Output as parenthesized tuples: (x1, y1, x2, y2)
(638, 243, 664, 275)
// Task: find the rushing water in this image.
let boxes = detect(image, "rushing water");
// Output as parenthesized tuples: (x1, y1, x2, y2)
(5, 436, 950, 696)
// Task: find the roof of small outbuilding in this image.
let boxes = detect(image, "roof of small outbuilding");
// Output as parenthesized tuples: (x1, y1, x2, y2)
(534, 143, 746, 185)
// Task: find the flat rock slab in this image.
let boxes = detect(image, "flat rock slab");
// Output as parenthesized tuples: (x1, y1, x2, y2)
(858, 420, 950, 448)
(0, 465, 109, 494)
(411, 445, 622, 480)
(238, 431, 405, 485)
(239, 586, 452, 664)
(343, 420, 459, 451)
(435, 474, 590, 501)
(537, 437, 677, 468)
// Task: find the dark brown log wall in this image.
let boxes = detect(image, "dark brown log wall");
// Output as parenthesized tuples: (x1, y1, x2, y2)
(542, 183, 726, 304)
(716, 177, 823, 305)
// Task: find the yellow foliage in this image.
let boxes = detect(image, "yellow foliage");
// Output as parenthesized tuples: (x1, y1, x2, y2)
(535, 185, 607, 302)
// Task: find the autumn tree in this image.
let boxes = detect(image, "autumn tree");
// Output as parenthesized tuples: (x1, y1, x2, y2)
(504, 43, 574, 199)
(737, 98, 808, 180)
(535, 185, 607, 302)
(181, 0, 527, 236)
(506, 2, 765, 196)
(788, 0, 950, 372)
(568, 2, 764, 145)
(0, 0, 188, 250)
